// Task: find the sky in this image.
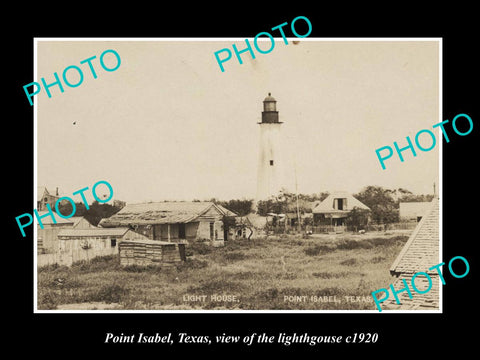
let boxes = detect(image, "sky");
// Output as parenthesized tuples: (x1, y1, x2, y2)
(36, 39, 440, 204)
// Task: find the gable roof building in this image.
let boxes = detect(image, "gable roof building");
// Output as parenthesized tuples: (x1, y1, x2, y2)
(385, 197, 440, 310)
(99, 201, 237, 243)
(312, 191, 370, 227)
(99, 201, 236, 226)
(37, 186, 60, 211)
(312, 191, 370, 214)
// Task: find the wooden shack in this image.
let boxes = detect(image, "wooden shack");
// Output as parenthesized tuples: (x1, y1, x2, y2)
(119, 239, 186, 267)
(99, 201, 237, 245)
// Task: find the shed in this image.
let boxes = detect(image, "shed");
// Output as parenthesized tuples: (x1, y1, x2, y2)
(99, 201, 237, 244)
(36, 211, 96, 253)
(119, 239, 186, 267)
(57, 227, 149, 254)
(385, 197, 440, 310)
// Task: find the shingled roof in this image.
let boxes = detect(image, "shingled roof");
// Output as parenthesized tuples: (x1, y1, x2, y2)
(390, 197, 440, 276)
(384, 197, 440, 310)
(99, 201, 237, 227)
(312, 191, 370, 214)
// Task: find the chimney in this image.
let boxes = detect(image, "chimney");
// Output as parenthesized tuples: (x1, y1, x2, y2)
(56, 187, 59, 196)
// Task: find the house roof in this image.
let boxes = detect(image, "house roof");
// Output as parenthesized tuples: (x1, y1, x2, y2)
(236, 213, 268, 229)
(58, 228, 130, 237)
(99, 201, 236, 227)
(69, 216, 93, 228)
(384, 273, 441, 310)
(390, 198, 440, 275)
(384, 197, 440, 311)
(215, 204, 238, 217)
(312, 191, 370, 214)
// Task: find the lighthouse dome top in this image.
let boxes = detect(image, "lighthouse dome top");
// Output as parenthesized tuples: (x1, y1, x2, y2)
(264, 93, 276, 102)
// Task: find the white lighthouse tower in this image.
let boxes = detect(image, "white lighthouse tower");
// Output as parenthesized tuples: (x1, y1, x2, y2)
(256, 93, 284, 202)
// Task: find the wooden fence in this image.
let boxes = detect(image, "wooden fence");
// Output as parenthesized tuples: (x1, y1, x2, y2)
(37, 247, 118, 267)
(266, 221, 418, 235)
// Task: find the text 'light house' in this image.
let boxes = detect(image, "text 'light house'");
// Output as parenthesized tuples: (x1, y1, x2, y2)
(256, 93, 284, 202)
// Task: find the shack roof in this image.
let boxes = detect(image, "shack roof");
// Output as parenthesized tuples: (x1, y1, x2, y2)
(99, 201, 237, 227)
(312, 191, 370, 214)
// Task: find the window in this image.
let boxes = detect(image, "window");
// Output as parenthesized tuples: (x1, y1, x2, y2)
(110, 238, 117, 247)
(334, 198, 347, 210)
(269, 160, 274, 166)
(337, 198, 344, 210)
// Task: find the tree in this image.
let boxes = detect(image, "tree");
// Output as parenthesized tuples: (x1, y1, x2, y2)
(354, 186, 399, 224)
(256, 198, 285, 216)
(398, 193, 435, 203)
(56, 200, 123, 226)
(346, 207, 371, 230)
(218, 199, 253, 217)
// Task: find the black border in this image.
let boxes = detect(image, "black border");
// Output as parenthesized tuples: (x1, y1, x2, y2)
(8, 6, 478, 355)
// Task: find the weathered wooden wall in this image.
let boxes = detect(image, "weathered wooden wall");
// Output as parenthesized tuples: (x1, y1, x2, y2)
(119, 240, 185, 267)
(37, 247, 118, 267)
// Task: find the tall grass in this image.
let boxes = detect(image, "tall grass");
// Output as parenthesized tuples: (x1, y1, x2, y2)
(37, 234, 408, 310)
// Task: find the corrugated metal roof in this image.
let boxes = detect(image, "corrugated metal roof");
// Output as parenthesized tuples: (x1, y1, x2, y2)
(58, 228, 130, 237)
(312, 191, 370, 214)
(99, 202, 235, 227)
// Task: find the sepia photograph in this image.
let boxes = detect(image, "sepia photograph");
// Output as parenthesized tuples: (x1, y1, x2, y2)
(34, 38, 441, 312)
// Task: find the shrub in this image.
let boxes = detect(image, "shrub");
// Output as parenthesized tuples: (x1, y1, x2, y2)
(188, 242, 213, 255)
(304, 244, 333, 256)
(371, 256, 386, 263)
(91, 283, 129, 303)
(312, 272, 349, 279)
(178, 258, 208, 270)
(223, 251, 246, 261)
(340, 258, 358, 266)
(38, 292, 58, 310)
(188, 280, 244, 294)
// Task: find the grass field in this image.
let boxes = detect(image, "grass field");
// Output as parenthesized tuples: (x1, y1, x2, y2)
(37, 232, 409, 310)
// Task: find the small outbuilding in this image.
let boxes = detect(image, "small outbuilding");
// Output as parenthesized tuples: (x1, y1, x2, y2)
(119, 239, 186, 267)
(57, 227, 148, 255)
(37, 211, 96, 254)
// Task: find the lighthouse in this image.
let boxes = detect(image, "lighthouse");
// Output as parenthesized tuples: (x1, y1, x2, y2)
(256, 93, 284, 202)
